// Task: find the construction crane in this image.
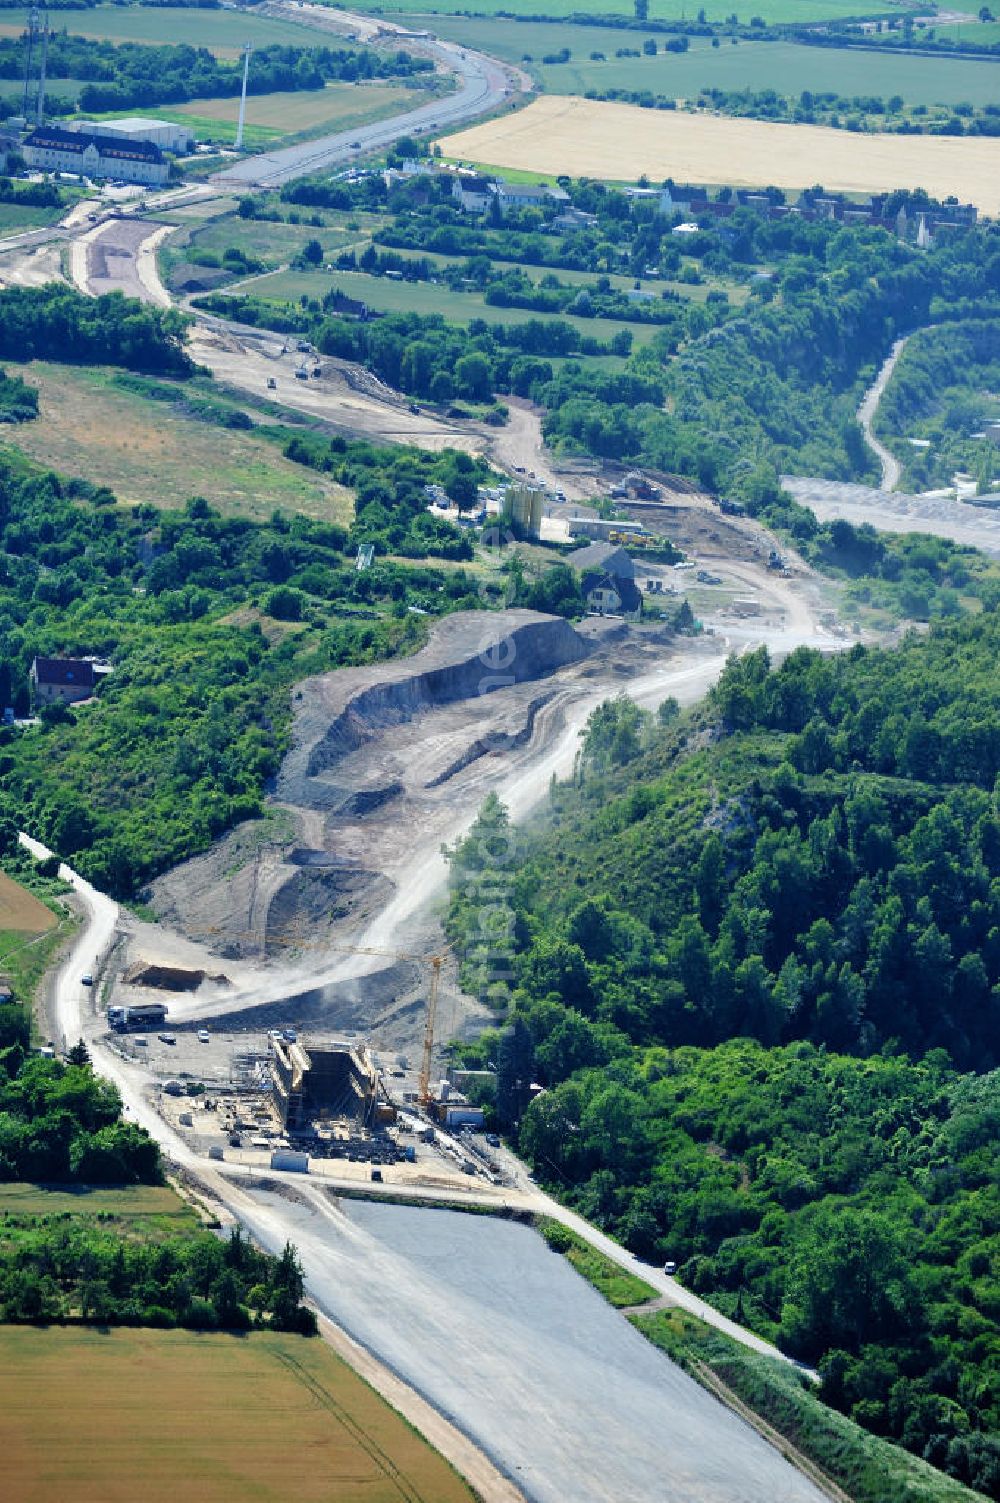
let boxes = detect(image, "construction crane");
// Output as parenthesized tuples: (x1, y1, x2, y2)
(183, 924, 449, 1110)
(418, 954, 444, 1110)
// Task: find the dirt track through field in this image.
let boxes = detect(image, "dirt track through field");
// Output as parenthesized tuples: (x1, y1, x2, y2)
(441, 95, 1000, 213)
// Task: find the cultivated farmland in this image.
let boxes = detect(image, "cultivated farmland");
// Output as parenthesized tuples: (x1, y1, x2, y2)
(0, 1325, 477, 1503)
(0, 363, 353, 524)
(0, 872, 55, 935)
(0, 3, 324, 54)
(88, 81, 426, 150)
(441, 94, 1000, 213)
(345, 0, 890, 19)
(427, 16, 1000, 107)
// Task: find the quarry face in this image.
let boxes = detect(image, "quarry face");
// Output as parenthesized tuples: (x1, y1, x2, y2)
(146, 608, 700, 1047)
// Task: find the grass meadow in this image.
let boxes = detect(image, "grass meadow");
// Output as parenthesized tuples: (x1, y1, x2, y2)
(424, 17, 1000, 107)
(340, 0, 890, 20)
(0, 4, 324, 54)
(0, 363, 353, 524)
(0, 1324, 477, 1503)
(236, 264, 662, 345)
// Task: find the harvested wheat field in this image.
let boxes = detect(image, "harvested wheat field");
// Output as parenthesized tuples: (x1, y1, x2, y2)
(441, 96, 1000, 214)
(0, 1326, 476, 1503)
(0, 872, 56, 934)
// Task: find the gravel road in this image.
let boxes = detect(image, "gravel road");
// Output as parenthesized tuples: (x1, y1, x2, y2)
(856, 335, 909, 490)
(782, 476, 1000, 558)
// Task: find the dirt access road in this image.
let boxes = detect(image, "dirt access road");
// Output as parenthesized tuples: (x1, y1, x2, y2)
(856, 334, 909, 491)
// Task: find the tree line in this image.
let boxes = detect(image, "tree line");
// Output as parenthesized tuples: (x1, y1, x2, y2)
(0, 35, 431, 115)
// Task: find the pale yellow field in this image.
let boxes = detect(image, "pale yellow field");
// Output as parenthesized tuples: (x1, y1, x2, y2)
(441, 96, 1000, 215)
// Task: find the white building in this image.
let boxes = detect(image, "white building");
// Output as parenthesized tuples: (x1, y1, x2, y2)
(496, 180, 569, 216)
(67, 115, 193, 153)
(23, 126, 169, 185)
(451, 171, 495, 213)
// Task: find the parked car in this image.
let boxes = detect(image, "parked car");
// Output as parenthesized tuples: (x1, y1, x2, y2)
(663, 1260, 678, 1276)
(81, 974, 93, 986)
(198, 1029, 210, 1043)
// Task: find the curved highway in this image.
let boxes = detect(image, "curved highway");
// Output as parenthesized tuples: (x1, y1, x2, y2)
(213, 30, 514, 189)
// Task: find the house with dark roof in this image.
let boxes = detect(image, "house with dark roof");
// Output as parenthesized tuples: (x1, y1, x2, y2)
(581, 570, 642, 621)
(29, 657, 95, 707)
(22, 125, 168, 185)
(497, 181, 570, 216)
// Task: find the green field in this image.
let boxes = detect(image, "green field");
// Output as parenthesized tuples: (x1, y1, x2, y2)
(83, 81, 425, 150)
(165, 211, 379, 287)
(0, 202, 67, 235)
(237, 265, 662, 344)
(369, 241, 749, 304)
(0, 1325, 477, 1503)
(0, 1182, 200, 1223)
(913, 19, 1000, 48)
(425, 17, 1000, 106)
(1, 363, 353, 524)
(0, 4, 326, 54)
(346, 0, 900, 20)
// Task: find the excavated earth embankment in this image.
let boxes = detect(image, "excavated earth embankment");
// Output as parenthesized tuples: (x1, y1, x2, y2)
(151, 613, 593, 1012)
(276, 609, 590, 811)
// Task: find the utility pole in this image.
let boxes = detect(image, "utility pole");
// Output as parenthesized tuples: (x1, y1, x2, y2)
(235, 42, 252, 151)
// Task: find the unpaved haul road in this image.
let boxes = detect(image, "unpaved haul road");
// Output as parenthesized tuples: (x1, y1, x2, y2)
(856, 334, 909, 491)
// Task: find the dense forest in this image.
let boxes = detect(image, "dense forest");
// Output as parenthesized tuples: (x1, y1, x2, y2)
(0, 285, 193, 376)
(447, 614, 1000, 1496)
(0, 34, 432, 115)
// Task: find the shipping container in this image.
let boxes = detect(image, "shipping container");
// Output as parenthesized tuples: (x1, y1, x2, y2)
(270, 1149, 309, 1174)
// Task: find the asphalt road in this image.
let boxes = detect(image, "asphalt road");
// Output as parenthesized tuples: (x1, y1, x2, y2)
(213, 37, 513, 189)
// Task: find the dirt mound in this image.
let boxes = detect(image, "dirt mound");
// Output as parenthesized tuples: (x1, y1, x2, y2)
(123, 961, 230, 992)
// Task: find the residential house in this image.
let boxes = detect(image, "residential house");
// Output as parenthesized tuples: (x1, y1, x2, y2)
(29, 656, 95, 707)
(496, 181, 569, 216)
(581, 569, 643, 621)
(451, 171, 495, 213)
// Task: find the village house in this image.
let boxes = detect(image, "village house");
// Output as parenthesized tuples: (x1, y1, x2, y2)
(29, 657, 95, 707)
